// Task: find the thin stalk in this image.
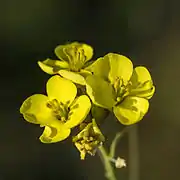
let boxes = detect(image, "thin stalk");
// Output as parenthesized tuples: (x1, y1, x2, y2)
(109, 127, 129, 158)
(98, 145, 117, 180)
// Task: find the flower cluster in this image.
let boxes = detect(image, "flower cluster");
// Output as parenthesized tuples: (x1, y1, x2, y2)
(20, 42, 155, 159)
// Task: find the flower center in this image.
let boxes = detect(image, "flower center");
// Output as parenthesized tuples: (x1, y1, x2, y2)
(46, 99, 70, 122)
(113, 77, 131, 103)
(64, 46, 87, 71)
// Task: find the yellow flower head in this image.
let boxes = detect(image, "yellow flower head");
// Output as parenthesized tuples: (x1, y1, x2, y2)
(55, 42, 93, 71)
(20, 75, 91, 143)
(85, 53, 155, 125)
(73, 119, 105, 160)
(38, 42, 93, 85)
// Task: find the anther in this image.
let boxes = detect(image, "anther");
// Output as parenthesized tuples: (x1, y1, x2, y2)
(46, 102, 52, 108)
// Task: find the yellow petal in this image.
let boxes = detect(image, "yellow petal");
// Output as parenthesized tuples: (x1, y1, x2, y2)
(38, 59, 69, 75)
(86, 75, 116, 109)
(80, 43, 93, 62)
(46, 75, 77, 104)
(58, 70, 86, 85)
(54, 44, 69, 61)
(20, 94, 54, 125)
(113, 96, 149, 125)
(107, 53, 133, 84)
(65, 95, 91, 128)
(131, 66, 152, 85)
(78, 69, 92, 78)
(39, 124, 71, 143)
(129, 66, 155, 99)
(85, 57, 110, 81)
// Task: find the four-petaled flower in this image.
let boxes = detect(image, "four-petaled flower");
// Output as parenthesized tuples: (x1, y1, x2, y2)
(20, 75, 91, 143)
(38, 42, 93, 85)
(85, 53, 155, 125)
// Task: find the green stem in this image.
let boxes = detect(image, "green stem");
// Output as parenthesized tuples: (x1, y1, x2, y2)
(109, 127, 129, 158)
(98, 145, 117, 180)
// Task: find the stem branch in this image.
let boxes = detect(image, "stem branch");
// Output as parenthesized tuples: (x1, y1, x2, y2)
(98, 145, 117, 180)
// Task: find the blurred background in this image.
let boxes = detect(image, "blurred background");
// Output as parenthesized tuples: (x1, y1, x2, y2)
(1, 0, 180, 179)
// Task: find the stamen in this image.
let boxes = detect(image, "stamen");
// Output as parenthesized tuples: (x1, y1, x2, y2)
(61, 117, 66, 122)
(56, 115, 61, 120)
(113, 77, 131, 103)
(79, 49, 85, 63)
(77, 51, 81, 63)
(46, 99, 69, 122)
(46, 102, 52, 108)
(116, 97, 121, 102)
(71, 103, 79, 110)
(66, 100, 71, 105)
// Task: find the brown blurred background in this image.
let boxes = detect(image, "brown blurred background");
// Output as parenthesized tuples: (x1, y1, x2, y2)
(1, 0, 180, 179)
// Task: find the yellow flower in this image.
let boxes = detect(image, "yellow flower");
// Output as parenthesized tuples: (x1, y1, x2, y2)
(85, 53, 155, 125)
(38, 42, 93, 85)
(73, 119, 105, 160)
(20, 75, 91, 143)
